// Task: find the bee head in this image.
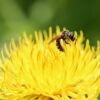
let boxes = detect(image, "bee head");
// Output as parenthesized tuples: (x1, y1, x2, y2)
(69, 33, 75, 41)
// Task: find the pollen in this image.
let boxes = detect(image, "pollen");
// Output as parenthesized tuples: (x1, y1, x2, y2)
(0, 27, 100, 100)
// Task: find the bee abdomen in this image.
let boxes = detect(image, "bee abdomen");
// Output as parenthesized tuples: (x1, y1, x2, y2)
(56, 40, 64, 51)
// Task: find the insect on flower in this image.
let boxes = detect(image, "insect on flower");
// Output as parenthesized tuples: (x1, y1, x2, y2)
(49, 30, 76, 51)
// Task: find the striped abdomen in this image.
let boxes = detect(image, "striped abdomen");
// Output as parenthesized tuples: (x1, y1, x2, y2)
(56, 39, 64, 51)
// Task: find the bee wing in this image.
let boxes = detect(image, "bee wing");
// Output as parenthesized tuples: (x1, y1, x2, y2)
(48, 34, 62, 44)
(48, 36, 58, 44)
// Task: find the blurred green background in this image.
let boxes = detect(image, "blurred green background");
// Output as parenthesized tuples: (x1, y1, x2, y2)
(0, 0, 100, 48)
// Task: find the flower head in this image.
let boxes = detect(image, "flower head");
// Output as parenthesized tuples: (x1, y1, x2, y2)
(0, 27, 100, 100)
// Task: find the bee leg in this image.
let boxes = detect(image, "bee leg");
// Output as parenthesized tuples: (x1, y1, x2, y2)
(64, 40, 69, 44)
(64, 40, 71, 46)
(74, 39, 77, 44)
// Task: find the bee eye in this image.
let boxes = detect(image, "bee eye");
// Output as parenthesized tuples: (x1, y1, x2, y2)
(69, 34, 75, 41)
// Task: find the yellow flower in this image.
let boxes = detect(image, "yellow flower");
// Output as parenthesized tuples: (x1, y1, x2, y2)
(0, 27, 100, 100)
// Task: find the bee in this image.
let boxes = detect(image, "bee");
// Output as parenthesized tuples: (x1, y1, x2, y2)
(49, 30, 76, 51)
